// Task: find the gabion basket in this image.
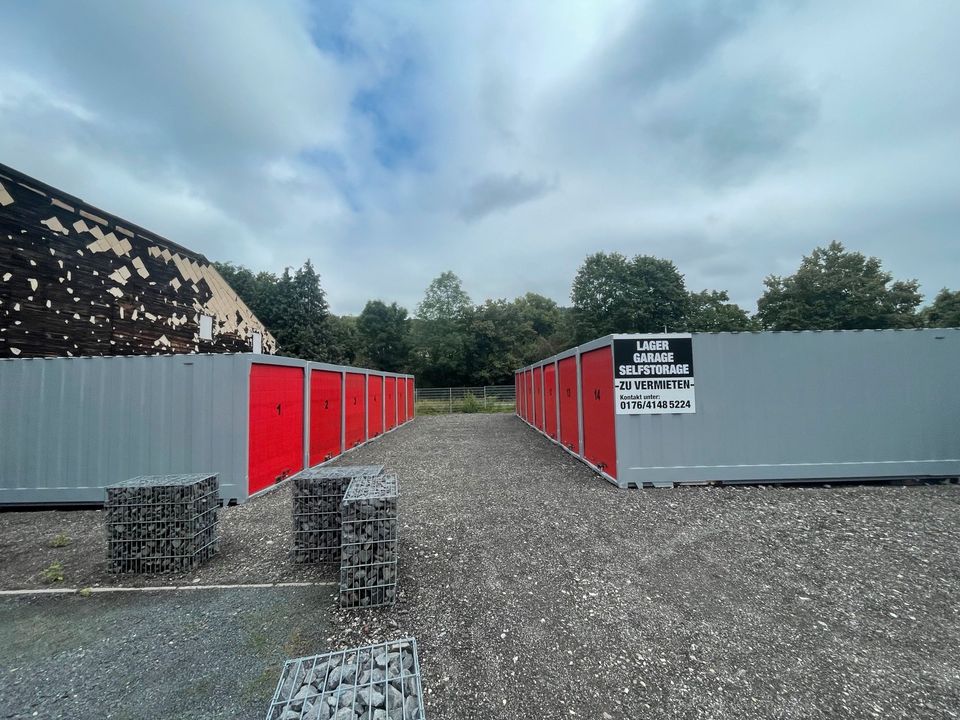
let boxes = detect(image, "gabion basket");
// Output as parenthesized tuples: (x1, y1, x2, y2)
(339, 473, 399, 608)
(292, 466, 385, 564)
(266, 637, 425, 720)
(104, 473, 219, 574)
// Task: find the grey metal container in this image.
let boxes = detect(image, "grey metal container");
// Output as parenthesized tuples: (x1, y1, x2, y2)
(517, 329, 960, 488)
(0, 353, 415, 505)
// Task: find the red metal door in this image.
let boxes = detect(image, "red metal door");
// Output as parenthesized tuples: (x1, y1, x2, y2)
(345, 372, 366, 448)
(580, 347, 617, 479)
(248, 364, 304, 496)
(533, 367, 543, 431)
(309, 370, 342, 466)
(544, 363, 558, 440)
(367, 375, 383, 438)
(385, 377, 397, 430)
(558, 356, 580, 454)
(515, 373, 520, 416)
(398, 378, 408, 424)
(407, 378, 415, 419)
(526, 370, 534, 423)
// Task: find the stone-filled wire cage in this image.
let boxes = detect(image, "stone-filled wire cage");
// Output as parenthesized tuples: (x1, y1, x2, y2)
(266, 637, 425, 720)
(292, 465, 384, 564)
(104, 473, 219, 574)
(340, 473, 399, 608)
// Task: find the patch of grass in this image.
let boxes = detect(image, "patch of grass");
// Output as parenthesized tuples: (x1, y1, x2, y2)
(246, 629, 272, 656)
(184, 676, 218, 699)
(415, 399, 515, 415)
(41, 561, 65, 584)
(240, 664, 281, 703)
(461, 392, 482, 413)
(49, 533, 72, 548)
(282, 626, 313, 658)
(78, 587, 92, 597)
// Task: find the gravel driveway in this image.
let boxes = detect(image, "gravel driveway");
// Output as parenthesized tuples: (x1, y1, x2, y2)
(2, 413, 959, 719)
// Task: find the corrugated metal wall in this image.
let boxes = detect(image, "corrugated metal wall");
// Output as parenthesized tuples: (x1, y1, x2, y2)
(0, 354, 252, 504)
(615, 330, 960, 487)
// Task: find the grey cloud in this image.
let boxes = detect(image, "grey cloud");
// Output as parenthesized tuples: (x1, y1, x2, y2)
(640, 69, 820, 183)
(0, 0, 957, 320)
(598, 0, 765, 96)
(547, 0, 815, 188)
(459, 173, 557, 221)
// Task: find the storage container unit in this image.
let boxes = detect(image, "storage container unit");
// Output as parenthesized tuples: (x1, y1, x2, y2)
(0, 353, 416, 505)
(385, 376, 397, 431)
(543, 362, 558, 441)
(532, 366, 544, 431)
(557, 353, 580, 454)
(249, 363, 305, 495)
(397, 378, 407, 424)
(367, 374, 384, 439)
(344, 372, 367, 451)
(525, 369, 535, 424)
(406, 377, 415, 420)
(309, 368, 343, 466)
(517, 330, 960, 488)
(514, 372, 521, 416)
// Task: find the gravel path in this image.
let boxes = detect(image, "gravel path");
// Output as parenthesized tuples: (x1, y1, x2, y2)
(0, 426, 418, 590)
(331, 415, 960, 720)
(0, 586, 336, 720)
(2, 414, 959, 719)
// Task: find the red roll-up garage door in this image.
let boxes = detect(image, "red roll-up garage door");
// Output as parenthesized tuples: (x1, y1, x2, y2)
(533, 366, 543, 431)
(248, 364, 304, 496)
(525, 370, 534, 423)
(309, 369, 342, 466)
(543, 362, 558, 440)
(345, 372, 366, 448)
(367, 375, 383, 439)
(580, 346, 616, 479)
(558, 356, 580, 454)
(515, 372, 521, 416)
(385, 377, 397, 430)
(407, 378, 415, 420)
(398, 378, 408, 424)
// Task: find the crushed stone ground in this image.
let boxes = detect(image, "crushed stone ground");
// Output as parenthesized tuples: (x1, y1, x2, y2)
(2, 414, 959, 719)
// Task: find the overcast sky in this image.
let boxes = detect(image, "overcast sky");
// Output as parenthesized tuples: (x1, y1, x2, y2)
(1, 1, 957, 315)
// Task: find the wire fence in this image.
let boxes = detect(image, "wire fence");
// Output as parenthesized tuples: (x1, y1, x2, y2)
(415, 385, 516, 414)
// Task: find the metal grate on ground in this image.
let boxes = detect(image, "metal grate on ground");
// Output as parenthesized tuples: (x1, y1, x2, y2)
(104, 473, 219, 574)
(292, 466, 384, 564)
(266, 637, 425, 720)
(340, 473, 399, 608)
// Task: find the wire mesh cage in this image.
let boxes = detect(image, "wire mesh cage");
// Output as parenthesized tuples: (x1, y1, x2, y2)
(340, 473, 399, 608)
(104, 473, 219, 574)
(266, 637, 425, 720)
(292, 466, 385, 564)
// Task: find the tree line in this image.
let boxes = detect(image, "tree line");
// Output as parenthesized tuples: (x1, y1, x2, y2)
(215, 241, 959, 387)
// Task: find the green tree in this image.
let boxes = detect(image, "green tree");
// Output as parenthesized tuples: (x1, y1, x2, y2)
(756, 242, 922, 330)
(466, 299, 537, 385)
(920, 288, 960, 327)
(686, 290, 757, 332)
(357, 300, 411, 371)
(326, 314, 361, 365)
(272, 260, 333, 359)
(410, 272, 473, 386)
(214, 259, 349, 361)
(571, 252, 689, 341)
(417, 270, 472, 321)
